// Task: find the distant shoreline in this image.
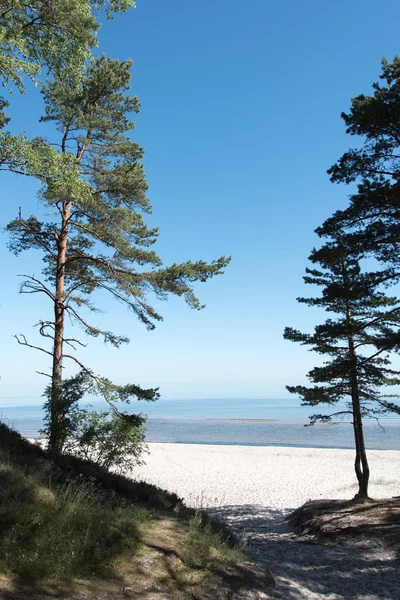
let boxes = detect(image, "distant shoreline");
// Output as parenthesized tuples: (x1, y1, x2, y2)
(147, 417, 278, 422)
(146, 440, 399, 451)
(27, 437, 399, 452)
(4, 408, 400, 450)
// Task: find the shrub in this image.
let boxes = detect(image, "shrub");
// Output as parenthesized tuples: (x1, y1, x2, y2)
(64, 409, 148, 472)
(41, 372, 148, 472)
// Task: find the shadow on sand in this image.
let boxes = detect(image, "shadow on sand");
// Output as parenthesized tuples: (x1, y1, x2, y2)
(208, 504, 400, 600)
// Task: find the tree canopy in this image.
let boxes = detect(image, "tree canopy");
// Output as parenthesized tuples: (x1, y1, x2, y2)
(317, 57, 400, 271)
(5, 55, 230, 453)
(0, 0, 136, 91)
(284, 239, 400, 496)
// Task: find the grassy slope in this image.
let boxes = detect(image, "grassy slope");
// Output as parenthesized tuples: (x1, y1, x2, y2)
(0, 424, 272, 600)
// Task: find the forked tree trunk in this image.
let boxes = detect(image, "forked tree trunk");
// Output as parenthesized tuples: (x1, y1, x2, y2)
(350, 386, 370, 497)
(346, 300, 370, 498)
(48, 201, 71, 455)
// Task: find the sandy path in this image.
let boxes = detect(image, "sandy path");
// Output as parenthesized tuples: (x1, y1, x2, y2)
(209, 504, 399, 600)
(129, 443, 400, 600)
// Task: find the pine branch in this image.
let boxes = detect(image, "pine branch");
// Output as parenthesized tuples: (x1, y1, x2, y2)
(14, 334, 52, 356)
(19, 275, 55, 301)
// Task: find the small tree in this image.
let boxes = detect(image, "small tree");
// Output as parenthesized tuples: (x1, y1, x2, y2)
(284, 241, 400, 498)
(41, 371, 148, 472)
(5, 56, 230, 454)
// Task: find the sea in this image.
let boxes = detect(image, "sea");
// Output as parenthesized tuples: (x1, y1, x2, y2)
(0, 395, 399, 450)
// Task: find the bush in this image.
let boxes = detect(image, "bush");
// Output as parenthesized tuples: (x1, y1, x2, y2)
(41, 371, 148, 472)
(64, 409, 148, 472)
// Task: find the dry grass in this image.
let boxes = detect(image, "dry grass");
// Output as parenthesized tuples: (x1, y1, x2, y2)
(290, 496, 400, 549)
(0, 424, 273, 600)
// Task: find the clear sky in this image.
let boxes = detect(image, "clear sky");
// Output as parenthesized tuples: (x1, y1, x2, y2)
(1, 0, 400, 403)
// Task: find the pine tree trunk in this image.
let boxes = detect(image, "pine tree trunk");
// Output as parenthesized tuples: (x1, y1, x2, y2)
(350, 381, 370, 497)
(346, 300, 370, 498)
(48, 202, 71, 455)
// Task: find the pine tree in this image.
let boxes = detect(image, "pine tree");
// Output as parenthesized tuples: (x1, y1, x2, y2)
(0, 1, 136, 91)
(317, 57, 400, 271)
(5, 56, 230, 454)
(284, 240, 400, 498)
(0, 2, 136, 177)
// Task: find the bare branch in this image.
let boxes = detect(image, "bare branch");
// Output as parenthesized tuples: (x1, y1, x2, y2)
(19, 274, 56, 301)
(36, 371, 52, 378)
(14, 334, 53, 356)
(37, 321, 55, 341)
(64, 337, 87, 348)
(370, 416, 387, 432)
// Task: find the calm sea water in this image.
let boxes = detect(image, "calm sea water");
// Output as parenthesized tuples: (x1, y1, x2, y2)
(0, 397, 399, 450)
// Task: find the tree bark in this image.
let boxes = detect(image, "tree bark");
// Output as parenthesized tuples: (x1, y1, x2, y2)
(48, 136, 86, 455)
(48, 201, 71, 455)
(346, 299, 370, 498)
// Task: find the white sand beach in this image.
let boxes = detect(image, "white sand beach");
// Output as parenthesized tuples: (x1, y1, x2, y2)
(129, 444, 400, 600)
(129, 443, 400, 509)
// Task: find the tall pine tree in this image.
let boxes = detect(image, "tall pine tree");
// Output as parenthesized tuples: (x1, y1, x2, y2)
(317, 57, 400, 272)
(284, 240, 400, 497)
(0, 1, 136, 91)
(6, 56, 230, 454)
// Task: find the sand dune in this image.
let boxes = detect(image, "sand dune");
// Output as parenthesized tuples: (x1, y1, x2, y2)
(129, 443, 400, 600)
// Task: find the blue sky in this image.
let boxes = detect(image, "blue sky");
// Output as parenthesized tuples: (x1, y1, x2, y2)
(1, 0, 400, 404)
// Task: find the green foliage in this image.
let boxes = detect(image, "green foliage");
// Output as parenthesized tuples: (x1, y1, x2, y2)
(41, 371, 154, 467)
(284, 240, 400, 423)
(41, 371, 90, 451)
(317, 56, 400, 271)
(182, 512, 244, 570)
(64, 410, 147, 472)
(0, 0, 136, 92)
(0, 422, 184, 511)
(0, 424, 247, 593)
(0, 459, 147, 582)
(285, 236, 400, 496)
(3, 54, 229, 454)
(6, 55, 230, 336)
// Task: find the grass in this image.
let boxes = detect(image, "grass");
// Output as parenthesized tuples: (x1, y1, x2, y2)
(0, 462, 147, 581)
(290, 496, 400, 549)
(181, 512, 244, 570)
(0, 423, 272, 599)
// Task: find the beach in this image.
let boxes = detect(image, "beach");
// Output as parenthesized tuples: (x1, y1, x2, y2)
(129, 443, 400, 600)
(129, 443, 400, 509)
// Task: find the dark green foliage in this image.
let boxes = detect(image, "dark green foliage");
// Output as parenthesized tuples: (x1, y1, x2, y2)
(284, 239, 400, 496)
(63, 409, 147, 471)
(0, 467, 144, 581)
(317, 57, 400, 271)
(6, 56, 229, 335)
(0, 422, 184, 510)
(40, 371, 150, 470)
(4, 55, 230, 453)
(285, 245, 400, 419)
